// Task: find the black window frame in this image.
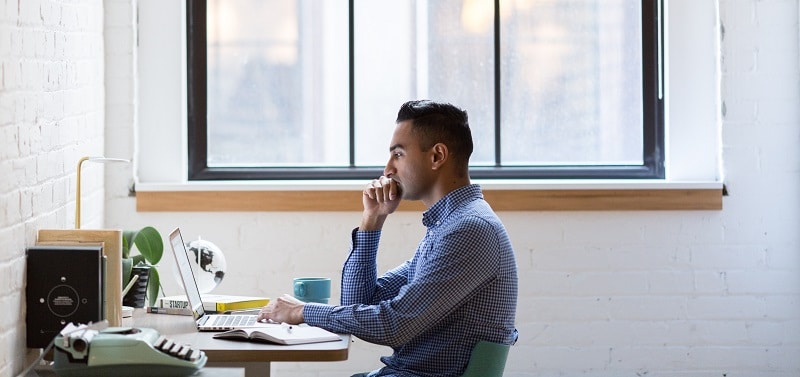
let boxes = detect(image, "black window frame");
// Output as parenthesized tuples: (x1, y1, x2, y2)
(187, 0, 664, 181)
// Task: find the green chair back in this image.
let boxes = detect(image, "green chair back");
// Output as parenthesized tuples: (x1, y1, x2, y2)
(461, 340, 511, 377)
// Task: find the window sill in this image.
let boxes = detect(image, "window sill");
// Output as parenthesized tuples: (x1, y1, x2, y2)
(134, 180, 723, 211)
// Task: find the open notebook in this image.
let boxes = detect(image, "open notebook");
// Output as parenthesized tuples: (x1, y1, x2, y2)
(213, 323, 340, 345)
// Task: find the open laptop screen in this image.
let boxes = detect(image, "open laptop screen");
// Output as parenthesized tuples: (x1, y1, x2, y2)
(169, 228, 206, 320)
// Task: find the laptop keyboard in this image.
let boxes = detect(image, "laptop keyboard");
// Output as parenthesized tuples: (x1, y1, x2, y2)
(212, 315, 257, 327)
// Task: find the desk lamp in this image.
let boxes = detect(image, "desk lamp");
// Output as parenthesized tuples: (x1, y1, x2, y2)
(75, 156, 130, 229)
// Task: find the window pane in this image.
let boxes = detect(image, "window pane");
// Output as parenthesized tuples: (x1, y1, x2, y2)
(500, 0, 643, 166)
(206, 0, 349, 167)
(353, 0, 495, 166)
(193, 0, 659, 180)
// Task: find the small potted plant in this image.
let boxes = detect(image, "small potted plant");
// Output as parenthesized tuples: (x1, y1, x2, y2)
(122, 226, 164, 308)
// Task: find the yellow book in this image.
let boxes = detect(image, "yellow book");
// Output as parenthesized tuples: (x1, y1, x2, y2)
(158, 294, 269, 313)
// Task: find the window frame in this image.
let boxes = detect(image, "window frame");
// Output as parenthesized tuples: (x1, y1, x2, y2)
(186, 0, 665, 181)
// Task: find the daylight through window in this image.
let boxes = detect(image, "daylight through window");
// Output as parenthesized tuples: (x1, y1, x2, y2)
(188, 0, 663, 180)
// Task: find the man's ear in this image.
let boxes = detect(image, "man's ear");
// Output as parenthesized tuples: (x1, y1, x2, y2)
(430, 143, 448, 170)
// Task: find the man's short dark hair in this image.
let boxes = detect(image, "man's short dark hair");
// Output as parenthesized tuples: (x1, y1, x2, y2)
(396, 100, 474, 168)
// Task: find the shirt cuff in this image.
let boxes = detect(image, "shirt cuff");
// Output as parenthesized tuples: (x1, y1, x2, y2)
(302, 303, 336, 327)
(349, 227, 381, 263)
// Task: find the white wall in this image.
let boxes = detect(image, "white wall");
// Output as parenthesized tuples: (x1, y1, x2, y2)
(0, 0, 797, 376)
(0, 1, 106, 376)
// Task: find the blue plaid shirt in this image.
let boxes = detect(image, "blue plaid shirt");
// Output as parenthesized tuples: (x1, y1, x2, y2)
(304, 184, 518, 377)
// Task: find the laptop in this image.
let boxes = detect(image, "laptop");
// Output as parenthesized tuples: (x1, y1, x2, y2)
(168, 227, 270, 331)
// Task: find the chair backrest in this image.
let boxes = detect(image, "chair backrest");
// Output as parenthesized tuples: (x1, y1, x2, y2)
(461, 341, 511, 377)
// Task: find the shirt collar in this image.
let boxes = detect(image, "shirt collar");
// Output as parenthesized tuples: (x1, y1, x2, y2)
(421, 184, 483, 228)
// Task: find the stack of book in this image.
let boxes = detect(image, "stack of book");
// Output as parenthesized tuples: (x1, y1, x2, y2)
(157, 294, 269, 313)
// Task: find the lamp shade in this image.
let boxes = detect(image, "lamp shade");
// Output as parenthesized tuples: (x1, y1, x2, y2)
(75, 156, 130, 229)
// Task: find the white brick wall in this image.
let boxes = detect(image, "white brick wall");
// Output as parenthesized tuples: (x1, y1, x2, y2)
(0, 1, 105, 376)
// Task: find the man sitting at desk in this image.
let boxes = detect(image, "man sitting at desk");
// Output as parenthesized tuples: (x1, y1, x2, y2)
(258, 100, 518, 377)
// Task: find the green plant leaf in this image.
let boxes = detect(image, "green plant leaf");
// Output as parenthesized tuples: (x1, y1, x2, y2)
(122, 230, 138, 259)
(122, 258, 133, 290)
(122, 226, 164, 306)
(146, 267, 160, 307)
(132, 255, 145, 265)
(133, 226, 164, 265)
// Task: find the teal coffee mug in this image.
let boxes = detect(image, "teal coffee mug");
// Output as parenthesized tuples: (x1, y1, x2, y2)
(293, 277, 331, 304)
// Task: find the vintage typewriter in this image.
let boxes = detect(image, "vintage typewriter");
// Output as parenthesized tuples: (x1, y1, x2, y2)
(52, 322, 207, 377)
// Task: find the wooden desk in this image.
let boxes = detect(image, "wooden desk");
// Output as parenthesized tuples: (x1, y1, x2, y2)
(132, 309, 350, 377)
(32, 367, 246, 377)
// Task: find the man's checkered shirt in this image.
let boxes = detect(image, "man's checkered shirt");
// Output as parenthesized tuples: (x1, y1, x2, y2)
(304, 184, 518, 377)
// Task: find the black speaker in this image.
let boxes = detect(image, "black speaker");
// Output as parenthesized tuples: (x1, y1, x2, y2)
(26, 245, 104, 348)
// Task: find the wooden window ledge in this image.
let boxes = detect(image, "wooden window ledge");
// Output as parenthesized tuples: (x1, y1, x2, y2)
(135, 186, 723, 212)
